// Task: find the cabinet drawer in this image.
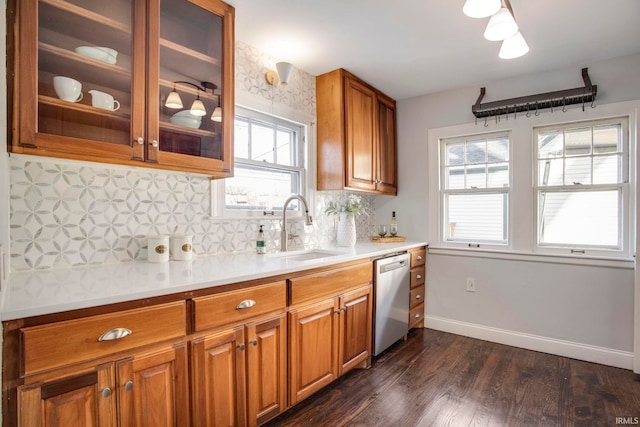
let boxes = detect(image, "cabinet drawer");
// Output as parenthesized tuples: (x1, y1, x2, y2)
(410, 248, 426, 267)
(410, 284, 425, 309)
(409, 303, 424, 328)
(22, 301, 186, 376)
(410, 266, 425, 288)
(193, 281, 287, 332)
(290, 262, 373, 306)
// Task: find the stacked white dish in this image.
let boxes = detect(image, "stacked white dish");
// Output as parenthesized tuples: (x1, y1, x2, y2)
(170, 110, 202, 129)
(75, 46, 118, 64)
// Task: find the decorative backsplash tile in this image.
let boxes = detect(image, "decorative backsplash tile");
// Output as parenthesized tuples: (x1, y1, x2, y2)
(8, 42, 373, 271)
(9, 157, 377, 271)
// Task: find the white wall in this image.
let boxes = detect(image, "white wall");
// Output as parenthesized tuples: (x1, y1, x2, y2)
(382, 53, 640, 369)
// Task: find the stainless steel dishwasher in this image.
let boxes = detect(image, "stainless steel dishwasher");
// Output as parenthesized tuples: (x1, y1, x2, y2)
(373, 252, 410, 356)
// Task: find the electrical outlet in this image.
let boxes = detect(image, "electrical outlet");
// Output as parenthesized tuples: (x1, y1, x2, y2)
(465, 277, 476, 292)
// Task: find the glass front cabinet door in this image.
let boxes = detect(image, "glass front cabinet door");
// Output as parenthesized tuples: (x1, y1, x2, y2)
(10, 0, 235, 177)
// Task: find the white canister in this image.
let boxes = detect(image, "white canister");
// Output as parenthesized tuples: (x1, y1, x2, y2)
(171, 234, 194, 261)
(147, 235, 170, 263)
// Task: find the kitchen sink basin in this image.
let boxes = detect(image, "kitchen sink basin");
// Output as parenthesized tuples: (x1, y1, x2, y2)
(267, 249, 343, 262)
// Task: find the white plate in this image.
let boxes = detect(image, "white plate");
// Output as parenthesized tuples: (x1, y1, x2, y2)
(75, 46, 117, 65)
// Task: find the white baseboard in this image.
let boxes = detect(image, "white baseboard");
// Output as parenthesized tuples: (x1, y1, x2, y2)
(424, 315, 634, 370)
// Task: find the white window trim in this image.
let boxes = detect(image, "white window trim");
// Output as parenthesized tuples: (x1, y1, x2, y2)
(210, 103, 315, 219)
(439, 131, 512, 249)
(428, 100, 640, 265)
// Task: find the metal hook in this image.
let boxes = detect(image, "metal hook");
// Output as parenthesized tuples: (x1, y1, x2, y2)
(562, 98, 567, 113)
(591, 97, 596, 108)
(484, 117, 489, 127)
(526, 103, 531, 118)
(535, 102, 540, 116)
(475, 116, 478, 126)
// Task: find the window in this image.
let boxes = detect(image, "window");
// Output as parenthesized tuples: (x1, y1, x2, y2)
(219, 107, 306, 216)
(534, 117, 629, 255)
(441, 132, 510, 246)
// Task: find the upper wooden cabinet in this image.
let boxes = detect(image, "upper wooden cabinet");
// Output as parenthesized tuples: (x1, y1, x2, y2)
(8, 0, 235, 177)
(316, 68, 398, 195)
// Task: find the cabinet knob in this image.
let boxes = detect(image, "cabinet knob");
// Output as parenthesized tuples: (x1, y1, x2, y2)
(251, 339, 258, 346)
(137, 137, 144, 145)
(125, 381, 133, 392)
(415, 313, 421, 318)
(151, 139, 159, 148)
(416, 274, 422, 279)
(102, 388, 111, 398)
(238, 343, 246, 351)
(98, 327, 132, 342)
(335, 310, 341, 315)
(416, 294, 421, 299)
(417, 255, 423, 261)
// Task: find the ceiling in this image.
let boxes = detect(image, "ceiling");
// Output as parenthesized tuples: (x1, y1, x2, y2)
(224, 0, 640, 100)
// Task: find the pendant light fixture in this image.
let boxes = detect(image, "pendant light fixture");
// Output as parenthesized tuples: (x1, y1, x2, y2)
(164, 81, 218, 119)
(211, 94, 222, 122)
(463, 0, 529, 59)
(484, 6, 518, 41)
(499, 31, 529, 59)
(463, 0, 501, 18)
(165, 83, 183, 109)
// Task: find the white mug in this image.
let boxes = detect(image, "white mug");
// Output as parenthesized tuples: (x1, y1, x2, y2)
(89, 89, 120, 111)
(147, 235, 170, 263)
(171, 234, 194, 261)
(53, 76, 83, 102)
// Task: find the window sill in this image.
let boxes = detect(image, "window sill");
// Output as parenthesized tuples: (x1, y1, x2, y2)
(428, 246, 634, 269)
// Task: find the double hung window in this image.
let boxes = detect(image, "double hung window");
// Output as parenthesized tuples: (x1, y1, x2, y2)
(441, 132, 510, 246)
(534, 118, 628, 255)
(220, 107, 306, 216)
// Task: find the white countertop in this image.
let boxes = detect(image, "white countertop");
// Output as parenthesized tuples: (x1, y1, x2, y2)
(0, 241, 427, 321)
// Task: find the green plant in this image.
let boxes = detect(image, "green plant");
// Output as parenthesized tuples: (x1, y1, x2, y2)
(324, 194, 368, 217)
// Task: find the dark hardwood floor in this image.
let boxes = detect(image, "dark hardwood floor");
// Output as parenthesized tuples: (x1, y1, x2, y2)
(264, 328, 640, 427)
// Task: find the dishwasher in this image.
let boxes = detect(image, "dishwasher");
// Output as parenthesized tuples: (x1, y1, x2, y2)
(373, 252, 410, 356)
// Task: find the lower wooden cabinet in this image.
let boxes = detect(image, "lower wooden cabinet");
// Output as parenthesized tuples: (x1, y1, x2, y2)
(288, 284, 372, 405)
(190, 313, 287, 427)
(17, 343, 189, 427)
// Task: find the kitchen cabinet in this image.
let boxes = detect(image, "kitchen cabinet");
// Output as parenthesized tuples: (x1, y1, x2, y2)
(16, 301, 189, 426)
(9, 0, 235, 176)
(316, 68, 398, 195)
(191, 281, 288, 427)
(409, 247, 426, 329)
(288, 262, 373, 404)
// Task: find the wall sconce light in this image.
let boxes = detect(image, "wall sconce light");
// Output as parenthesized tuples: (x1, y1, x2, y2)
(265, 61, 295, 86)
(165, 81, 221, 119)
(463, 0, 529, 59)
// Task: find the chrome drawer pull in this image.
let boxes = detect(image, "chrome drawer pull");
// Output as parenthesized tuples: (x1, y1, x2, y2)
(236, 299, 256, 310)
(98, 328, 132, 342)
(102, 388, 111, 398)
(125, 381, 133, 391)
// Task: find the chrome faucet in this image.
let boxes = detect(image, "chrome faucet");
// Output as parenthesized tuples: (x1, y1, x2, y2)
(281, 195, 313, 251)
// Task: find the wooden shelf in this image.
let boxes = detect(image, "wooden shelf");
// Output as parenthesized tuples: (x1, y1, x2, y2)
(39, 95, 131, 121)
(369, 236, 406, 242)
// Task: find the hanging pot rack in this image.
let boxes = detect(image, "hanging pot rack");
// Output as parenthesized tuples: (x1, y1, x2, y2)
(472, 68, 597, 119)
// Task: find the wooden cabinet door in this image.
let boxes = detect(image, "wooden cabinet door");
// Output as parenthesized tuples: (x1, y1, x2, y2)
(191, 326, 246, 427)
(288, 298, 339, 405)
(18, 364, 116, 427)
(376, 95, 398, 195)
(246, 314, 287, 427)
(117, 343, 190, 427)
(344, 76, 377, 192)
(338, 285, 373, 375)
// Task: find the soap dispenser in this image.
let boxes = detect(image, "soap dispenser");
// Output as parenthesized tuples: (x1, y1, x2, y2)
(256, 225, 266, 254)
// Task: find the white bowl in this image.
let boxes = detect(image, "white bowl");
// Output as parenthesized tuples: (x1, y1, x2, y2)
(74, 46, 118, 64)
(170, 110, 202, 129)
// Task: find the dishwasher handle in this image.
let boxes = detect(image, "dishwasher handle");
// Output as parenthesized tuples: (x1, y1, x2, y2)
(380, 260, 407, 273)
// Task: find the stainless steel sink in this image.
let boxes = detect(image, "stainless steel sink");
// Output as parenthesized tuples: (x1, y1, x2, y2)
(267, 249, 343, 262)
